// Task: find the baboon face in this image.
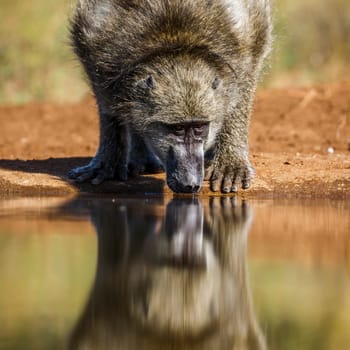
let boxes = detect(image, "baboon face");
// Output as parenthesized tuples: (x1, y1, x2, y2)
(134, 63, 226, 193)
(146, 121, 209, 193)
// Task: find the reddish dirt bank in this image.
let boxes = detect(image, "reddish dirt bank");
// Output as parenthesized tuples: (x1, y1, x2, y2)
(0, 82, 349, 197)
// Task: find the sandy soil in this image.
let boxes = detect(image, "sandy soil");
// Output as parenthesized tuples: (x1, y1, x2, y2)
(0, 82, 349, 198)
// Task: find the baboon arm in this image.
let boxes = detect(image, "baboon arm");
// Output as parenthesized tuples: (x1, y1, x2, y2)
(205, 83, 255, 193)
(68, 111, 130, 184)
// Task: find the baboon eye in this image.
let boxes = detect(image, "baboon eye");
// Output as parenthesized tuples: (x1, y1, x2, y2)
(139, 75, 154, 89)
(212, 77, 221, 90)
(145, 76, 154, 88)
(193, 125, 205, 136)
(172, 125, 186, 136)
(193, 123, 209, 137)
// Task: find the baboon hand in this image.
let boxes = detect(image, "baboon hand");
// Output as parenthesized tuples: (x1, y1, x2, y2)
(205, 156, 255, 193)
(68, 155, 128, 185)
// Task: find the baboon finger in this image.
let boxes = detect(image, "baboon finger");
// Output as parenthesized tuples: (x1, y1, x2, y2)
(68, 165, 92, 180)
(210, 170, 224, 192)
(76, 169, 96, 183)
(241, 168, 253, 190)
(242, 180, 250, 190)
(91, 172, 107, 185)
(231, 171, 241, 193)
(205, 164, 214, 181)
(222, 174, 233, 193)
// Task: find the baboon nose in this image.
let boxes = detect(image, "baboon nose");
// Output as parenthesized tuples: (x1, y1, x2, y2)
(184, 184, 201, 193)
(168, 178, 202, 193)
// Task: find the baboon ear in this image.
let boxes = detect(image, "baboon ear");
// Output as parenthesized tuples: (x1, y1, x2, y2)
(139, 75, 155, 89)
(212, 77, 222, 90)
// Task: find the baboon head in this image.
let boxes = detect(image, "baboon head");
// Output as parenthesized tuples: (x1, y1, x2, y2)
(130, 56, 228, 193)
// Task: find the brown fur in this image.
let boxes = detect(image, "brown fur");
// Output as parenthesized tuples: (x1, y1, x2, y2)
(68, 0, 272, 193)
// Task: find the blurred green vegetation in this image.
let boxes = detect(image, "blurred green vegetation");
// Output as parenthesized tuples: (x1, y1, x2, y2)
(0, 0, 88, 104)
(0, 0, 349, 104)
(266, 0, 350, 87)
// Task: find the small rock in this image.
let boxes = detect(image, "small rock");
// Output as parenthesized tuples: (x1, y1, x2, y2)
(327, 147, 334, 154)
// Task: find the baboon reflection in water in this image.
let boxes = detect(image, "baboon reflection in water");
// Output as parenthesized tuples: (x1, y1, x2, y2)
(68, 197, 265, 350)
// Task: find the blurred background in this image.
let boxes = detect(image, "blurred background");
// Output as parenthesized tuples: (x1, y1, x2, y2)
(0, 0, 349, 105)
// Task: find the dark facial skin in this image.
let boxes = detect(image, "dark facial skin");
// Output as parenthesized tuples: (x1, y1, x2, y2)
(165, 122, 209, 193)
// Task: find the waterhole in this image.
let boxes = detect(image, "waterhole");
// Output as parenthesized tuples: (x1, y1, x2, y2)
(0, 196, 349, 350)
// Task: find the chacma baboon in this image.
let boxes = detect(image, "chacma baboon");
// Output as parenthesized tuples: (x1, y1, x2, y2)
(68, 0, 272, 193)
(68, 197, 266, 350)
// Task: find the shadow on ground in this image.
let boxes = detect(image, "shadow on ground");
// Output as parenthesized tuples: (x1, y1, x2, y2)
(0, 158, 166, 195)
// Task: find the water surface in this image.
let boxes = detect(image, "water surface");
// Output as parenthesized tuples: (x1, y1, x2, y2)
(0, 196, 349, 350)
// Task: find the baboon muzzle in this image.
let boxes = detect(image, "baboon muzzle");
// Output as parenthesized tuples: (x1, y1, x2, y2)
(166, 147, 204, 193)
